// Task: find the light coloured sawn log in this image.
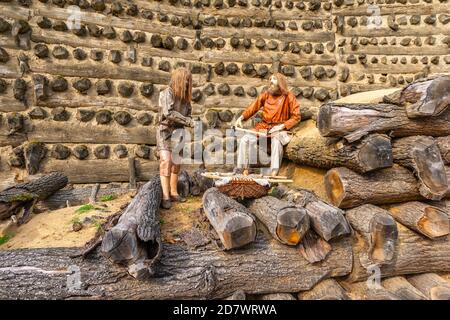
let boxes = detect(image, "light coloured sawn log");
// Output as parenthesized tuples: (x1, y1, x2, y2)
(298, 279, 350, 300)
(381, 276, 428, 300)
(407, 273, 450, 300)
(436, 136, 450, 164)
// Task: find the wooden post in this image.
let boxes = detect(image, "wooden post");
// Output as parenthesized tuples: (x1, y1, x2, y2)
(128, 155, 137, 189)
(89, 183, 100, 204)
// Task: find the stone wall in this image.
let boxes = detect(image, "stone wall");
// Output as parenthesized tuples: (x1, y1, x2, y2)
(0, 0, 449, 184)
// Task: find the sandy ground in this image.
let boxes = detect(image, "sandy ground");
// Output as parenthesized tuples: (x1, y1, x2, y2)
(0, 193, 204, 250)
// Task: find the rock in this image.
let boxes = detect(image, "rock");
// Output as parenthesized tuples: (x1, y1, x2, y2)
(151, 34, 163, 47)
(159, 60, 171, 72)
(205, 110, 219, 127)
(424, 15, 436, 25)
(76, 109, 95, 122)
(110, 50, 122, 63)
(242, 63, 255, 75)
(302, 87, 314, 98)
(13, 79, 27, 102)
(73, 48, 87, 60)
(52, 144, 71, 160)
(246, 87, 257, 97)
(28, 107, 47, 119)
(313, 66, 326, 79)
(73, 145, 89, 160)
(215, 38, 226, 49)
(52, 20, 67, 32)
(72, 222, 83, 232)
(314, 88, 329, 101)
(218, 110, 233, 122)
(52, 46, 69, 59)
(36, 16, 51, 29)
(6, 113, 24, 132)
(136, 112, 153, 125)
(102, 26, 116, 39)
(87, 24, 102, 37)
(233, 86, 245, 96)
(34, 44, 49, 58)
(114, 111, 132, 125)
(218, 83, 230, 95)
(90, 50, 103, 61)
(192, 89, 202, 102)
(226, 63, 239, 75)
(96, 110, 112, 124)
(140, 83, 154, 98)
(52, 107, 70, 121)
(255, 38, 266, 49)
(114, 145, 128, 158)
(118, 82, 134, 97)
(410, 15, 421, 25)
(0, 79, 6, 94)
(50, 76, 68, 92)
(300, 66, 312, 79)
(203, 83, 215, 96)
(291, 87, 302, 97)
(257, 65, 269, 78)
(96, 79, 112, 95)
(120, 30, 133, 43)
(387, 15, 399, 31)
(177, 38, 188, 50)
(141, 57, 153, 67)
(73, 78, 91, 94)
(94, 145, 110, 159)
(214, 62, 225, 75)
(135, 145, 151, 159)
(267, 40, 278, 50)
(282, 65, 295, 77)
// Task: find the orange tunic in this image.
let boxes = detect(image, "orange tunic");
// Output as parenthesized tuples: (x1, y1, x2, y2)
(241, 91, 301, 131)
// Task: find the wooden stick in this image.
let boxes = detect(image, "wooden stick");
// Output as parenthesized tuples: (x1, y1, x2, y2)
(233, 126, 269, 137)
(89, 183, 100, 204)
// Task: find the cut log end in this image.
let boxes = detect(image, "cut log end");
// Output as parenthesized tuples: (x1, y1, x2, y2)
(370, 214, 398, 264)
(419, 207, 450, 239)
(358, 134, 393, 172)
(223, 215, 257, 250)
(275, 207, 309, 245)
(324, 169, 345, 207)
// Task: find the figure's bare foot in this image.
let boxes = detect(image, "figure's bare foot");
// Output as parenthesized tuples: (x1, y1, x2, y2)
(243, 169, 249, 176)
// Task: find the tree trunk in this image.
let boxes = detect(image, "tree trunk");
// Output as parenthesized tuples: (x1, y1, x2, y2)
(324, 165, 422, 209)
(298, 279, 350, 300)
(285, 130, 393, 173)
(0, 233, 353, 299)
(346, 222, 450, 282)
(100, 176, 162, 280)
(0, 172, 68, 222)
(383, 75, 450, 118)
(202, 188, 257, 250)
(317, 103, 450, 143)
(283, 188, 351, 240)
(406, 273, 450, 300)
(346, 204, 398, 266)
(392, 136, 448, 200)
(436, 136, 450, 164)
(386, 201, 450, 239)
(381, 276, 428, 300)
(247, 196, 309, 246)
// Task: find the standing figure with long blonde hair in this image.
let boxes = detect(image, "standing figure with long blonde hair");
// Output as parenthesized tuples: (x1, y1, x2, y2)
(157, 67, 194, 209)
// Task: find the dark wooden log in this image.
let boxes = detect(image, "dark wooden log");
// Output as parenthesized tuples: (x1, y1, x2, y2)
(317, 103, 450, 143)
(324, 165, 422, 209)
(346, 205, 398, 266)
(0, 172, 68, 222)
(298, 230, 332, 264)
(0, 233, 353, 299)
(386, 202, 450, 239)
(347, 222, 450, 282)
(381, 276, 428, 300)
(283, 188, 351, 241)
(247, 196, 309, 246)
(101, 176, 162, 280)
(202, 188, 257, 250)
(286, 123, 392, 173)
(392, 136, 448, 200)
(407, 273, 450, 300)
(383, 75, 450, 118)
(298, 279, 350, 300)
(436, 136, 450, 164)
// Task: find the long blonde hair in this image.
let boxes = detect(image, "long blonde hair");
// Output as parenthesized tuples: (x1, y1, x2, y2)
(169, 67, 192, 102)
(273, 72, 289, 96)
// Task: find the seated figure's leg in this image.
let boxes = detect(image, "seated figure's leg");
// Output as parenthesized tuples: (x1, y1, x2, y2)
(270, 135, 284, 176)
(237, 134, 258, 169)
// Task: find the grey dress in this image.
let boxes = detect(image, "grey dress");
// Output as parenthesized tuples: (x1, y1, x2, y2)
(157, 87, 193, 151)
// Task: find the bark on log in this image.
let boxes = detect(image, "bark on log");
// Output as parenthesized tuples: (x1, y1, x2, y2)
(346, 204, 398, 266)
(202, 188, 257, 250)
(383, 75, 450, 118)
(0, 172, 68, 222)
(324, 165, 422, 209)
(386, 202, 450, 239)
(100, 176, 162, 280)
(347, 222, 450, 282)
(436, 136, 450, 164)
(285, 128, 393, 173)
(247, 196, 309, 246)
(259, 293, 296, 300)
(298, 230, 332, 264)
(392, 136, 448, 200)
(317, 103, 450, 143)
(407, 273, 450, 300)
(283, 188, 351, 241)
(224, 290, 246, 300)
(381, 276, 428, 300)
(339, 281, 400, 300)
(0, 233, 353, 299)
(298, 279, 350, 300)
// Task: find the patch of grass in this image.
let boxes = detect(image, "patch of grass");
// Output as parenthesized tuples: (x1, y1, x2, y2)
(100, 195, 115, 202)
(92, 219, 104, 233)
(71, 216, 81, 225)
(0, 235, 11, 245)
(75, 204, 95, 214)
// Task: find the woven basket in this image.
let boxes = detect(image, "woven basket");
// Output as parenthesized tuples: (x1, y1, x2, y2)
(217, 178, 270, 200)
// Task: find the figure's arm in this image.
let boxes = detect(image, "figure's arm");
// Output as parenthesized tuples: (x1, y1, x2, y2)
(283, 94, 301, 130)
(242, 92, 268, 121)
(159, 89, 194, 127)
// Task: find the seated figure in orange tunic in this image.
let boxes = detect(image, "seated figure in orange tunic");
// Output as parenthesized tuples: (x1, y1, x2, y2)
(234, 73, 301, 176)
